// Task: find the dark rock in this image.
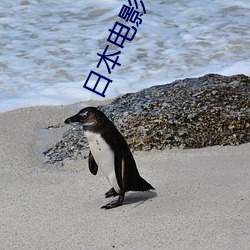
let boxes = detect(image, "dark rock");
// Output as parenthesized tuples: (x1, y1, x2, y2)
(43, 74, 250, 163)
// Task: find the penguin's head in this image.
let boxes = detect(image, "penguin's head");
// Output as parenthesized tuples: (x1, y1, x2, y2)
(64, 107, 109, 129)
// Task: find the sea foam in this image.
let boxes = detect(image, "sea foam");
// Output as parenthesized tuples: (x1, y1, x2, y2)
(0, 0, 249, 112)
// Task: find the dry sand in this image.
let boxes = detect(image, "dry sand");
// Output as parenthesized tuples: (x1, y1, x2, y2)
(0, 101, 249, 249)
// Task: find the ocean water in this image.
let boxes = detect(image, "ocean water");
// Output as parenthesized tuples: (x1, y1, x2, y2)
(0, 0, 249, 112)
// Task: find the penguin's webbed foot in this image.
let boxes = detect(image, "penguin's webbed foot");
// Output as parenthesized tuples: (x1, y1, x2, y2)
(105, 187, 118, 198)
(101, 196, 124, 209)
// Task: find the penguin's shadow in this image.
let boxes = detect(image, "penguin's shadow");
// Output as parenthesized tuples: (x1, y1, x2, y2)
(123, 191, 157, 208)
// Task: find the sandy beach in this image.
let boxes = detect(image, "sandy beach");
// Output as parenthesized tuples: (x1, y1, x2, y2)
(0, 101, 249, 249)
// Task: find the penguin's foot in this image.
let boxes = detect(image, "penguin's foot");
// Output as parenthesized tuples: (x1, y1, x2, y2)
(105, 187, 118, 198)
(101, 196, 124, 209)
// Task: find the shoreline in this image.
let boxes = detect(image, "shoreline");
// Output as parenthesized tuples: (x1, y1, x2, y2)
(0, 102, 250, 249)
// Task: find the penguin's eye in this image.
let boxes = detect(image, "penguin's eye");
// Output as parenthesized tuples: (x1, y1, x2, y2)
(79, 112, 88, 119)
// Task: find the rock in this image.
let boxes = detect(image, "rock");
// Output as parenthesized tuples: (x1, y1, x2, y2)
(43, 74, 250, 164)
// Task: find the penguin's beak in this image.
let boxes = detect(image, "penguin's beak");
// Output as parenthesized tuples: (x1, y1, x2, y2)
(64, 114, 81, 124)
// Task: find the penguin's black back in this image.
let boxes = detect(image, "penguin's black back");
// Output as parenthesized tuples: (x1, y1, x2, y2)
(102, 123, 154, 192)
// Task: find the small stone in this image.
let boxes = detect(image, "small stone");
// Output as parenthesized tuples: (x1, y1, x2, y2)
(178, 130, 187, 136)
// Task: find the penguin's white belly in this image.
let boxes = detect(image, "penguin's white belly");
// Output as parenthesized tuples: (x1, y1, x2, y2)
(85, 131, 120, 193)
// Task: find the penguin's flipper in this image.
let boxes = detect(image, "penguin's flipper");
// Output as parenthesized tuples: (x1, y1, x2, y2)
(101, 196, 124, 209)
(114, 146, 123, 190)
(105, 187, 118, 198)
(88, 151, 98, 175)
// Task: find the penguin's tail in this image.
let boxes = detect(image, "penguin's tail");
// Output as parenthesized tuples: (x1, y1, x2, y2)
(132, 176, 154, 192)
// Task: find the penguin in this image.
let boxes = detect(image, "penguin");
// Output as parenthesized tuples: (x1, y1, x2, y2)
(64, 107, 154, 209)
